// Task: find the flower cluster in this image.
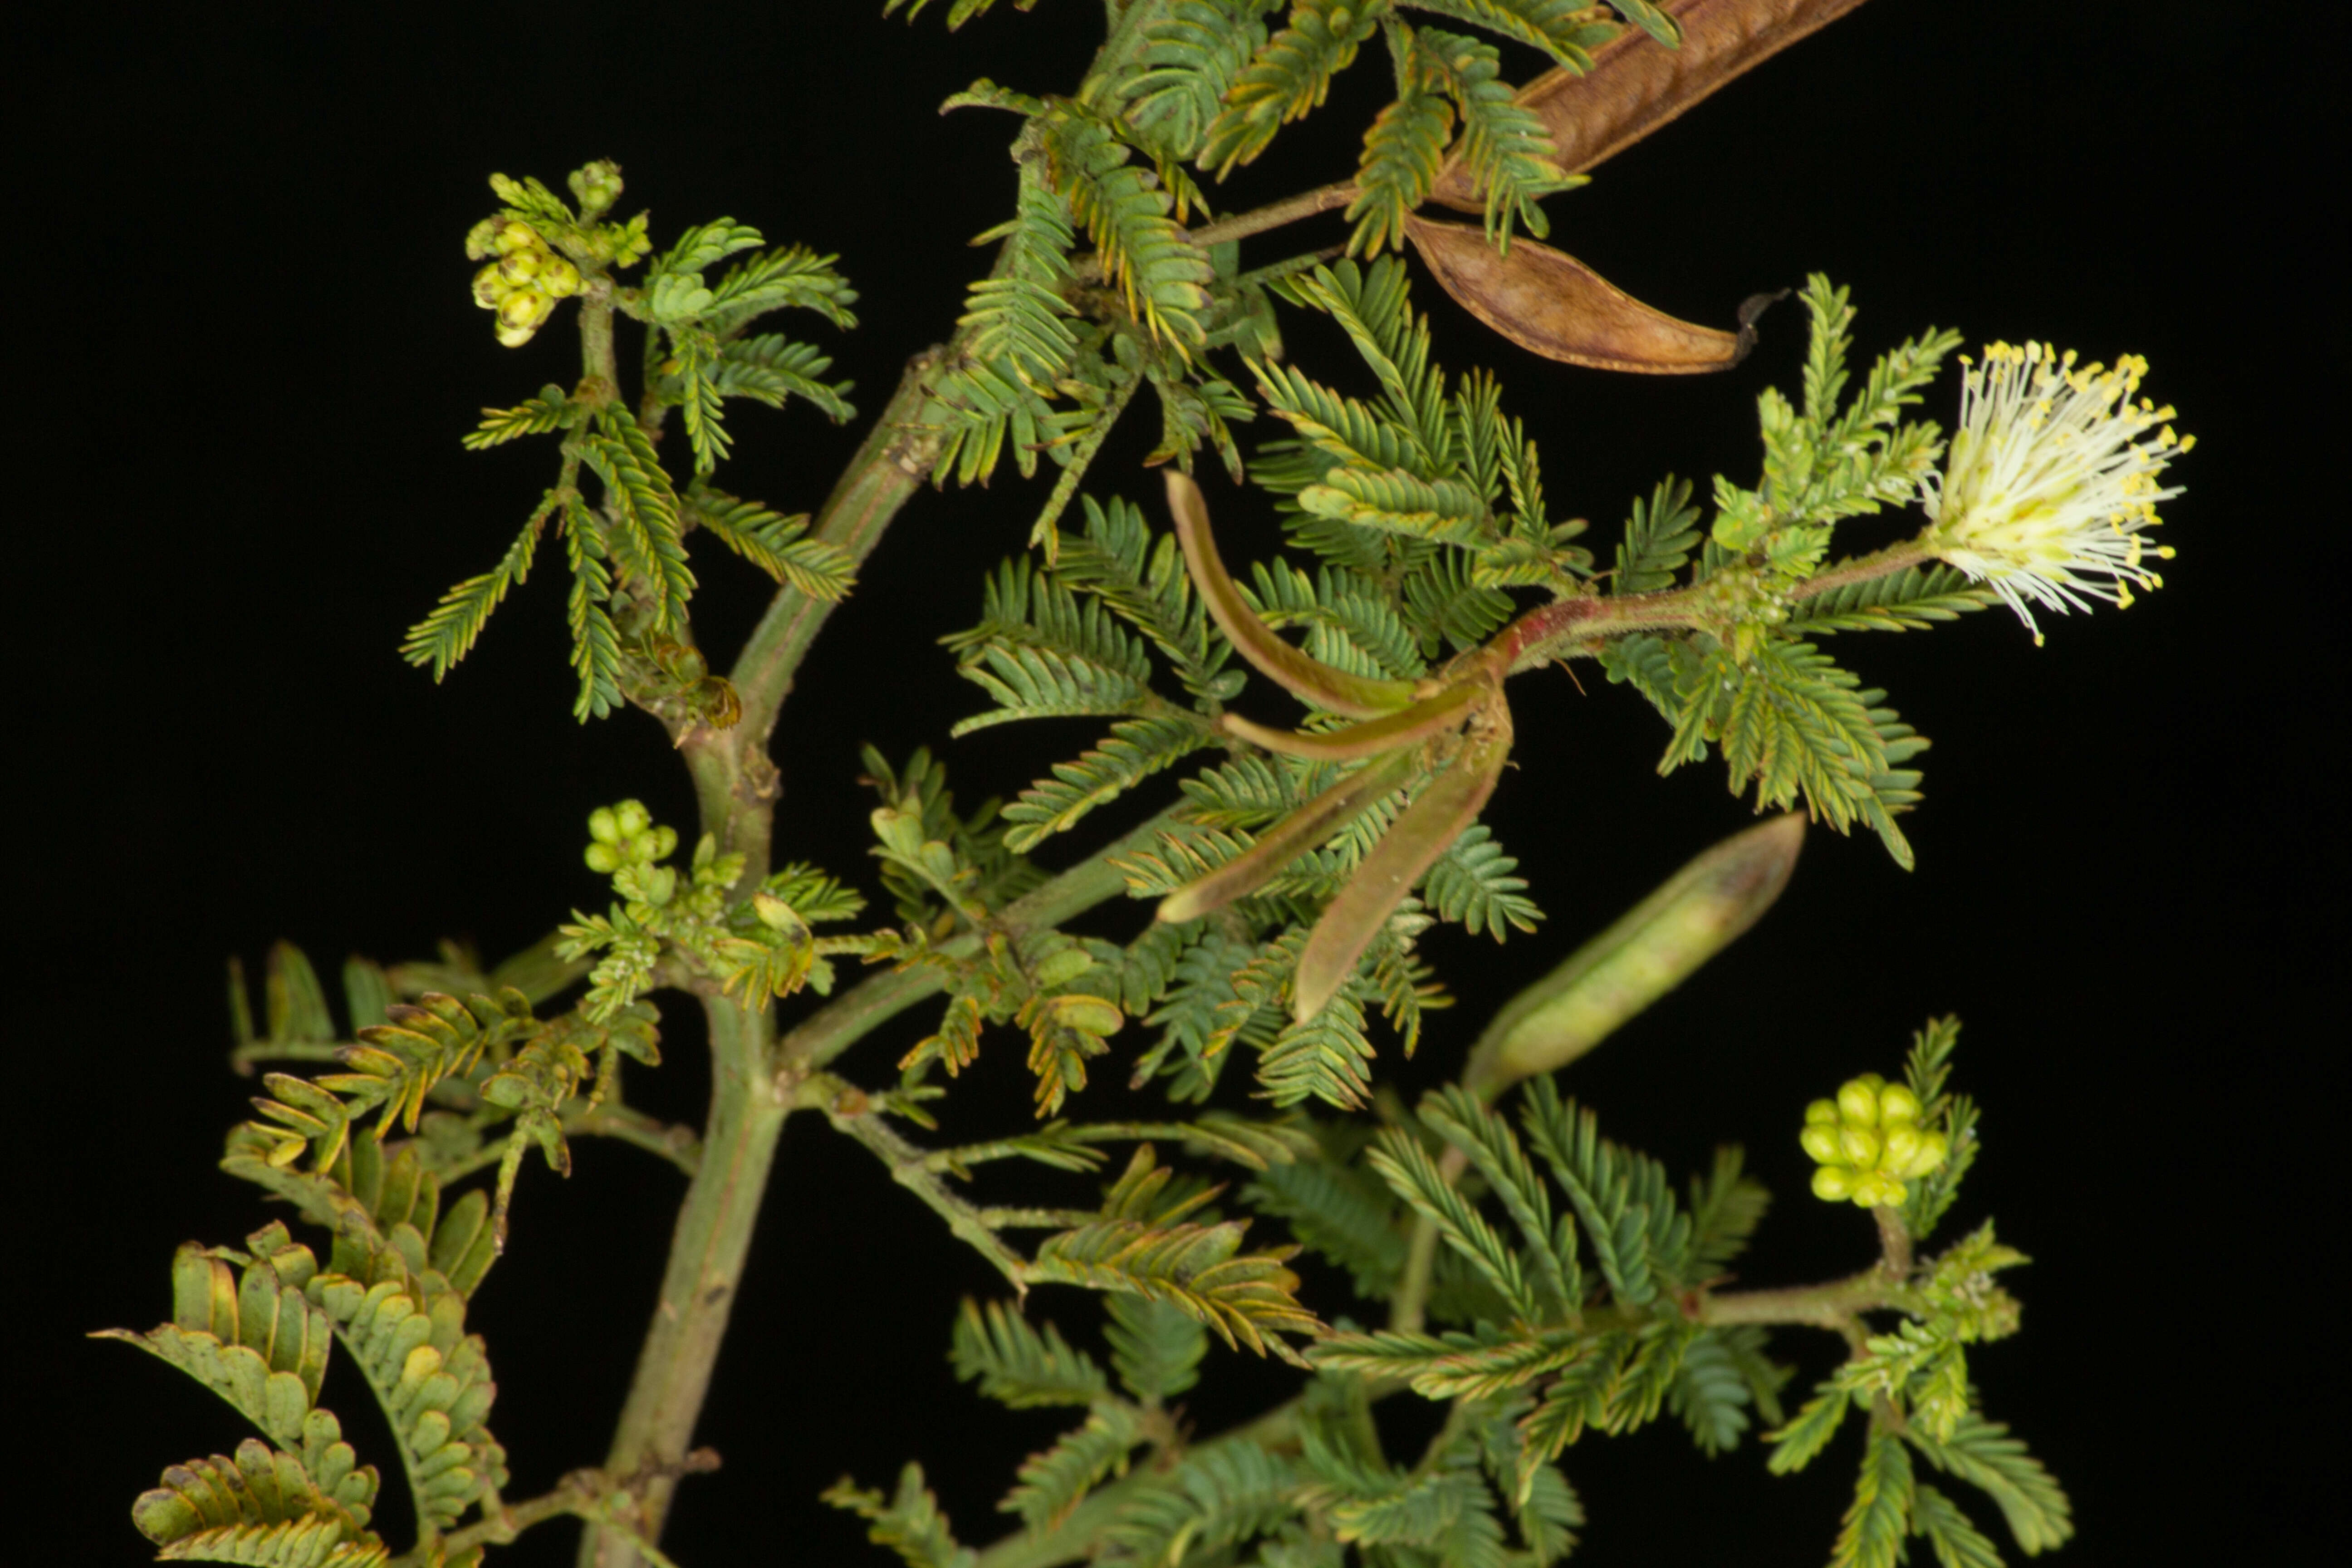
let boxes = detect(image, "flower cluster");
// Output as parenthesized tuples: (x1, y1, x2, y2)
(1801, 1073, 1950, 1207)
(583, 799, 678, 875)
(466, 218, 582, 347)
(1918, 341, 2190, 643)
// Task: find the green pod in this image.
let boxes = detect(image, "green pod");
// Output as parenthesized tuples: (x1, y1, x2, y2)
(1462, 813, 1804, 1097)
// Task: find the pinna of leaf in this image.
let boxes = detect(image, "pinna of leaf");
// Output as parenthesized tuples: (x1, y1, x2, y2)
(1156, 472, 1514, 1025)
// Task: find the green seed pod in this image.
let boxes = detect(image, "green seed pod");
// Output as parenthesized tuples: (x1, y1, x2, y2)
(1463, 814, 1803, 1096)
(1811, 1165, 1856, 1201)
(1838, 1125, 1881, 1166)
(1804, 1098, 1839, 1127)
(1878, 1083, 1923, 1125)
(1837, 1075, 1884, 1128)
(1799, 1124, 1843, 1165)
(584, 843, 620, 874)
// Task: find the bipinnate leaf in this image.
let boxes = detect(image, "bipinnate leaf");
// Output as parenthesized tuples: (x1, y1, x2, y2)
(98, 1231, 334, 1448)
(1429, 0, 1877, 206)
(1405, 217, 1742, 372)
(133, 1438, 385, 1568)
(1164, 470, 1419, 717)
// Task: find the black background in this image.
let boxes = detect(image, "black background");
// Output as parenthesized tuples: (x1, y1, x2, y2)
(18, 1, 2338, 1563)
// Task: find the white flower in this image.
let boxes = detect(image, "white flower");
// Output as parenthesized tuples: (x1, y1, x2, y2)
(1919, 341, 2189, 643)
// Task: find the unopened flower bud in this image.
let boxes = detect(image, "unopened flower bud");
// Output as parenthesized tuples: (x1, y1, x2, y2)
(1902, 1131, 1950, 1178)
(1839, 1126, 1881, 1166)
(1812, 1166, 1856, 1201)
(540, 258, 581, 298)
(1882, 1123, 1925, 1171)
(495, 220, 539, 255)
(500, 247, 544, 284)
(588, 806, 621, 844)
(473, 263, 513, 309)
(613, 801, 652, 838)
(1804, 1098, 1838, 1127)
(1837, 1076, 1884, 1128)
(1878, 1083, 1922, 1125)
(647, 824, 678, 862)
(1800, 1124, 1844, 1164)
(464, 217, 503, 260)
(1852, 1171, 1905, 1208)
(497, 288, 548, 332)
(584, 842, 621, 874)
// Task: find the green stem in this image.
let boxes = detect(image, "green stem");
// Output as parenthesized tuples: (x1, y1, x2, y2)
(1790, 541, 1938, 602)
(1191, 181, 1358, 248)
(1388, 1144, 1466, 1335)
(579, 994, 784, 1568)
(802, 1072, 1033, 1289)
(685, 348, 950, 882)
(777, 804, 1188, 1077)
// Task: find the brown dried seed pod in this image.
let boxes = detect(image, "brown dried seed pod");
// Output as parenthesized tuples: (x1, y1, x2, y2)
(1403, 216, 1741, 373)
(1429, 0, 1877, 209)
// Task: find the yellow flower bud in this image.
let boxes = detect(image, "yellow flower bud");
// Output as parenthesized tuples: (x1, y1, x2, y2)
(472, 263, 513, 309)
(1804, 1098, 1839, 1127)
(540, 258, 581, 298)
(1882, 1123, 1925, 1171)
(1837, 1075, 1884, 1127)
(585, 843, 620, 874)
(499, 246, 544, 284)
(497, 288, 548, 332)
(1851, 1172, 1906, 1208)
(1901, 1131, 1950, 1178)
(1812, 1166, 1856, 1201)
(1839, 1126, 1881, 1165)
(613, 801, 652, 838)
(495, 220, 539, 255)
(464, 217, 503, 260)
(1878, 1083, 1923, 1125)
(588, 806, 621, 844)
(1799, 1124, 1844, 1165)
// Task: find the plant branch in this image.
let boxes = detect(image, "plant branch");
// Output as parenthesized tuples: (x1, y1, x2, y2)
(774, 803, 1190, 1078)
(1191, 181, 1358, 248)
(801, 1071, 1033, 1289)
(1789, 540, 1939, 601)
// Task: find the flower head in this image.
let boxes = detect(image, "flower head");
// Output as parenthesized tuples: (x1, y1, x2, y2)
(1919, 342, 2189, 643)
